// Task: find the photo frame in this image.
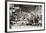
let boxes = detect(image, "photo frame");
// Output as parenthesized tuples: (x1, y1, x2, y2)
(5, 1, 45, 32)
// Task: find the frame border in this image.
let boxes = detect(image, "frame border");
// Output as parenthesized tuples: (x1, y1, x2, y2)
(5, 1, 45, 32)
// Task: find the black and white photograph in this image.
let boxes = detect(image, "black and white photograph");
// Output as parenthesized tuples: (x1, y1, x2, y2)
(7, 1, 45, 32)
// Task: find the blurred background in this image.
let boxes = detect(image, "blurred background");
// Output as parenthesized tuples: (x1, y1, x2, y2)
(9, 3, 42, 29)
